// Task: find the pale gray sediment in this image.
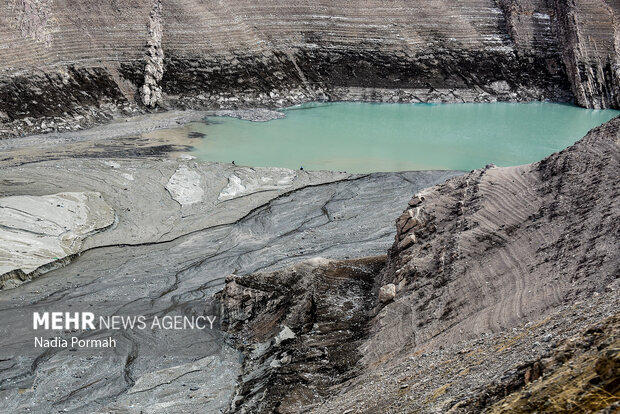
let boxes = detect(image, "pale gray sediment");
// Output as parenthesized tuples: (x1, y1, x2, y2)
(0, 191, 115, 288)
(0, 157, 354, 289)
(0, 109, 278, 152)
(0, 146, 460, 412)
(212, 109, 286, 122)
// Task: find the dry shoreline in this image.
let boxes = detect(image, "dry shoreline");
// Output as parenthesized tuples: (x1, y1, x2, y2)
(0, 108, 288, 167)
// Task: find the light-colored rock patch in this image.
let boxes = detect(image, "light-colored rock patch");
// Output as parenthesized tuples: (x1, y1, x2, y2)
(103, 160, 120, 169)
(165, 165, 204, 206)
(0, 192, 114, 277)
(378, 283, 396, 303)
(218, 167, 296, 201)
(275, 326, 296, 345)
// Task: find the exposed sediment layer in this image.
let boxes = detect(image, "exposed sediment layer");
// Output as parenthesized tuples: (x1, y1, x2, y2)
(0, 134, 459, 412)
(218, 117, 620, 412)
(0, 191, 114, 289)
(375, 116, 619, 356)
(1, 0, 619, 136)
(0, 157, 354, 290)
(553, 0, 620, 109)
(323, 116, 620, 412)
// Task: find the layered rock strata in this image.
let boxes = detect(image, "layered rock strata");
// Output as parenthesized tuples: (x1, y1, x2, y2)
(1, 0, 618, 136)
(141, 0, 164, 108)
(374, 116, 619, 357)
(552, 0, 620, 109)
(0, 191, 114, 289)
(0, 158, 356, 290)
(324, 116, 620, 413)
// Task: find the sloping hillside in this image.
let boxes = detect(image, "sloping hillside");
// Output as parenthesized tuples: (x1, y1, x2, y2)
(219, 117, 620, 413)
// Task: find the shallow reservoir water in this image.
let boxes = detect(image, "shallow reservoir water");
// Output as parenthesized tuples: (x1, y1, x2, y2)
(188, 102, 619, 173)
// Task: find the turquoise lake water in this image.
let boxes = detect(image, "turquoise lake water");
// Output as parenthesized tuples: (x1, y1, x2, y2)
(190, 102, 619, 173)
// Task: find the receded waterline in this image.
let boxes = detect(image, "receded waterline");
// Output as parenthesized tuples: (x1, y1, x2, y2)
(180, 102, 619, 173)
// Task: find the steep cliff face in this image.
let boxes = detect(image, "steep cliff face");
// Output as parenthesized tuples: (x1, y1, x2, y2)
(140, 0, 164, 108)
(0, 0, 617, 136)
(552, 0, 620, 109)
(217, 257, 384, 413)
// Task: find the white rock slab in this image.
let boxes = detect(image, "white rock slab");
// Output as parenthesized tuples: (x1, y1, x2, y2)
(165, 165, 204, 206)
(0, 192, 114, 276)
(218, 167, 297, 201)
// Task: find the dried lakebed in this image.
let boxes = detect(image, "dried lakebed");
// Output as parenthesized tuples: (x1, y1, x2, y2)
(0, 153, 459, 412)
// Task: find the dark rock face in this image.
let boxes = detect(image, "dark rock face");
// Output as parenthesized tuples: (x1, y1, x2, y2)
(552, 0, 620, 109)
(1, 0, 618, 136)
(158, 48, 572, 109)
(218, 257, 384, 413)
(0, 67, 132, 135)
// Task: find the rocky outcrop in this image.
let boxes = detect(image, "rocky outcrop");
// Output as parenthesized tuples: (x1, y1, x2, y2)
(0, 67, 133, 136)
(1, 0, 618, 136)
(552, 0, 620, 109)
(217, 257, 384, 413)
(370, 116, 619, 358)
(140, 0, 164, 108)
(317, 119, 619, 413)
(486, 313, 620, 413)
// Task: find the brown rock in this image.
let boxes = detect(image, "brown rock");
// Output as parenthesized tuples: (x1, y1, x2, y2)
(379, 284, 396, 303)
(524, 361, 543, 384)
